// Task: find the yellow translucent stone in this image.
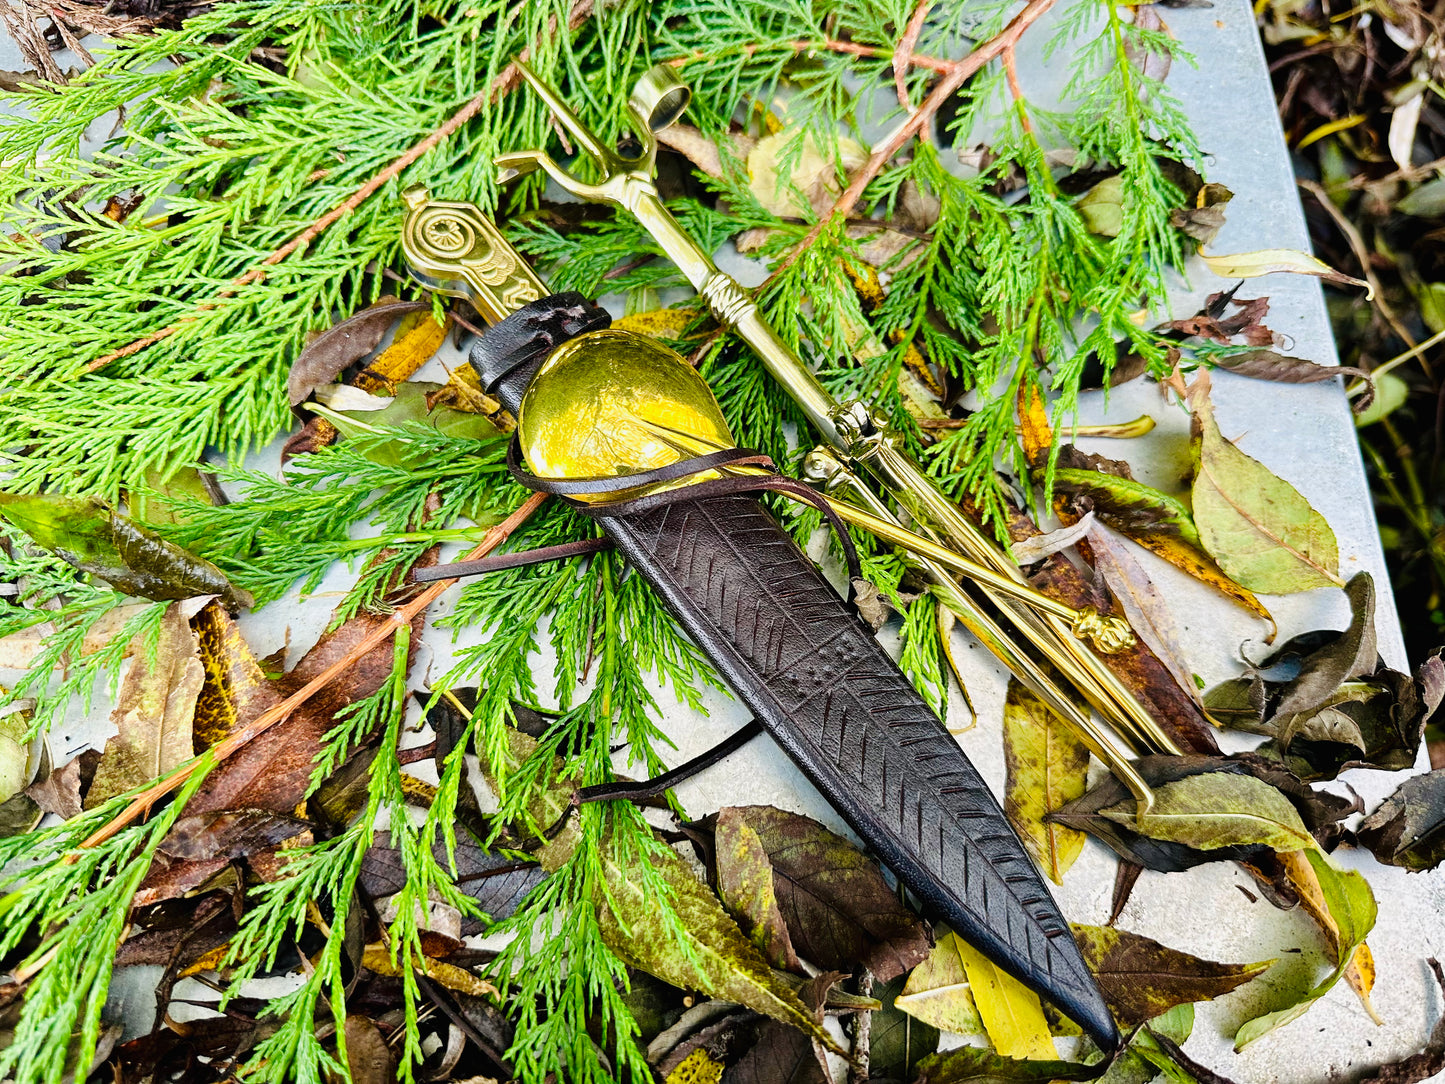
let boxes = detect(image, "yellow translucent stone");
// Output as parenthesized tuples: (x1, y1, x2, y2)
(517, 329, 736, 502)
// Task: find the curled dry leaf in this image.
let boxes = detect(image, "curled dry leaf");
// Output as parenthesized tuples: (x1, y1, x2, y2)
(1210, 350, 1375, 413)
(1357, 769, 1445, 871)
(25, 753, 83, 820)
(1001, 679, 1090, 885)
(1205, 585, 1438, 781)
(1388, 90, 1425, 172)
(1188, 370, 1343, 594)
(425, 363, 501, 416)
(287, 298, 429, 406)
(1271, 571, 1377, 727)
(1069, 924, 1272, 1027)
(1170, 182, 1234, 245)
(1199, 248, 1374, 298)
(1161, 288, 1273, 346)
(0, 493, 251, 611)
(1009, 513, 1095, 566)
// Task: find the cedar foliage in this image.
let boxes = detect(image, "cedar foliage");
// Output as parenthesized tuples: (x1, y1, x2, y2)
(0, 0, 1200, 1080)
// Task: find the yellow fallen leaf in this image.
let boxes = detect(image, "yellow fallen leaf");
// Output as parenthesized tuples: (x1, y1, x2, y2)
(612, 308, 696, 339)
(425, 364, 500, 415)
(180, 941, 233, 978)
(1016, 381, 1054, 469)
(665, 1048, 723, 1084)
(1345, 941, 1384, 1026)
(953, 936, 1057, 1059)
(360, 944, 498, 998)
(747, 128, 868, 217)
(1001, 680, 1089, 885)
(895, 930, 985, 1035)
(354, 311, 450, 393)
(1200, 247, 1373, 299)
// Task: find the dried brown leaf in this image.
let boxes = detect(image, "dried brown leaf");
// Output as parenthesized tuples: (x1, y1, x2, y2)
(86, 600, 206, 808)
(720, 805, 932, 982)
(287, 298, 428, 406)
(1070, 924, 1271, 1027)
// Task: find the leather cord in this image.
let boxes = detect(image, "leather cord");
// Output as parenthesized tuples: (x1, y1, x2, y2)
(413, 536, 612, 583)
(505, 434, 862, 586)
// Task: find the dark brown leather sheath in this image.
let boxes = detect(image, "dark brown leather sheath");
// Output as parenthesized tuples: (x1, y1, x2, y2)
(471, 295, 1119, 1053)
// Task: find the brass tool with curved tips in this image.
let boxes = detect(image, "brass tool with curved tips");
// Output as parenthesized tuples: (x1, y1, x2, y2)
(516, 325, 1140, 658)
(497, 61, 1182, 762)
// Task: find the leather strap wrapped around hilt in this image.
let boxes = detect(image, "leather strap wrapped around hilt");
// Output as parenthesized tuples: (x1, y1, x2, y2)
(465, 293, 1121, 1054)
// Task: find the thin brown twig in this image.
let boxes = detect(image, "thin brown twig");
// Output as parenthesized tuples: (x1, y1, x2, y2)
(1340, 153, 1445, 190)
(761, 0, 1059, 289)
(1002, 45, 1033, 134)
(73, 492, 549, 854)
(667, 38, 953, 75)
(893, 0, 935, 109)
(1298, 178, 1425, 371)
(85, 0, 595, 373)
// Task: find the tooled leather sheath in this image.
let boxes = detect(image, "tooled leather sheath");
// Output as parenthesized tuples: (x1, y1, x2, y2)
(472, 294, 1120, 1053)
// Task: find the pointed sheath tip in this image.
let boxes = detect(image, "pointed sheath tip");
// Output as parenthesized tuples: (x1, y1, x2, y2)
(1081, 999, 1123, 1060)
